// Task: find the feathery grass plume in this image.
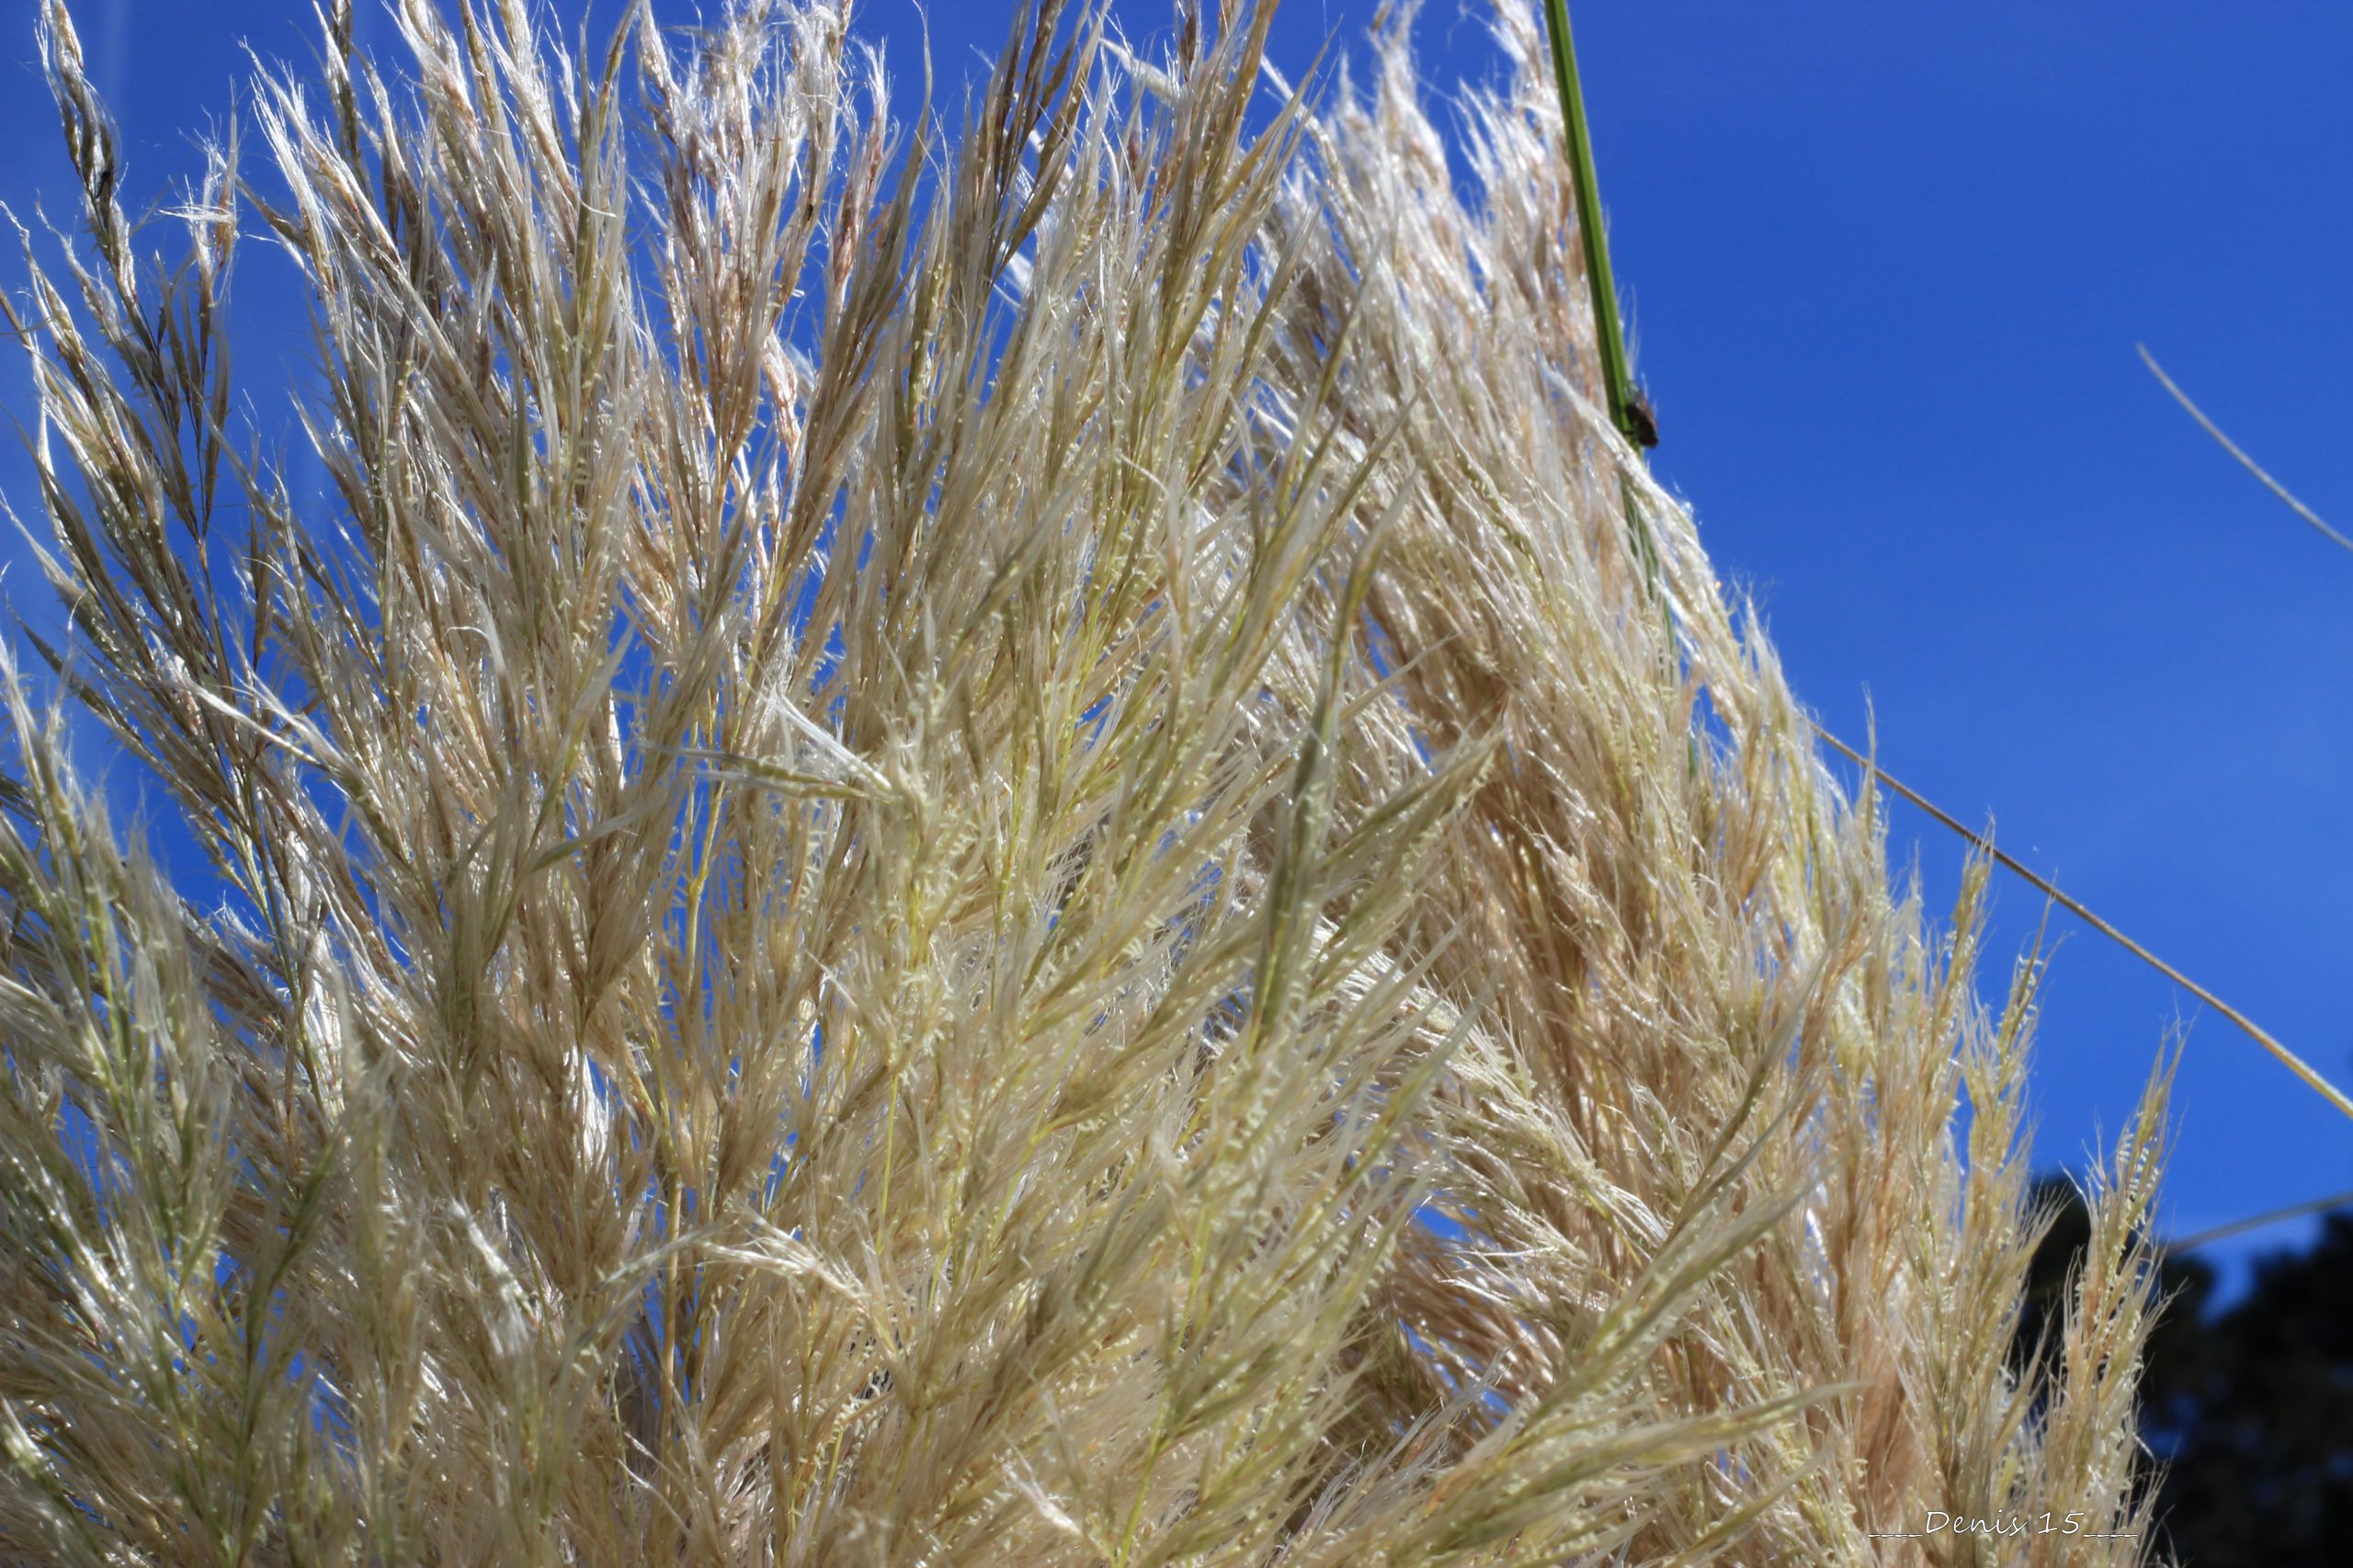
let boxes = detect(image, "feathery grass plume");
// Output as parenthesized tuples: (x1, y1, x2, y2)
(0, 0, 2168, 1560)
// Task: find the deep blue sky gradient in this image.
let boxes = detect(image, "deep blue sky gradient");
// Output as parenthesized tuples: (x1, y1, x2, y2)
(2, 0, 2347, 1294)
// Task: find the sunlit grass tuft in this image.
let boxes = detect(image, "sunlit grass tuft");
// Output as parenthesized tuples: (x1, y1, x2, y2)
(0, 1, 2165, 1561)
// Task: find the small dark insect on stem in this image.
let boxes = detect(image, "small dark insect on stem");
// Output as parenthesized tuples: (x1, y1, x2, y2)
(1540, 0, 1651, 451)
(1622, 384, 1658, 449)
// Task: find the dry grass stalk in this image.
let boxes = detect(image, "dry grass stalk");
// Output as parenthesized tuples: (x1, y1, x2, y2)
(0, 1, 2166, 1562)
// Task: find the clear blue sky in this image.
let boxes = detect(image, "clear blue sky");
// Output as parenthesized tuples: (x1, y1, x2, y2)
(4, 0, 2347, 1291)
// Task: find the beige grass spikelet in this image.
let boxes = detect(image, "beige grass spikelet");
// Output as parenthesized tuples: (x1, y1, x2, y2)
(0, 0, 2165, 1562)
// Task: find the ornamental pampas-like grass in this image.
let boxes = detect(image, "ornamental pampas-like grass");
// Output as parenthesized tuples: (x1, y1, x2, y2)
(0, 0, 2167, 1561)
